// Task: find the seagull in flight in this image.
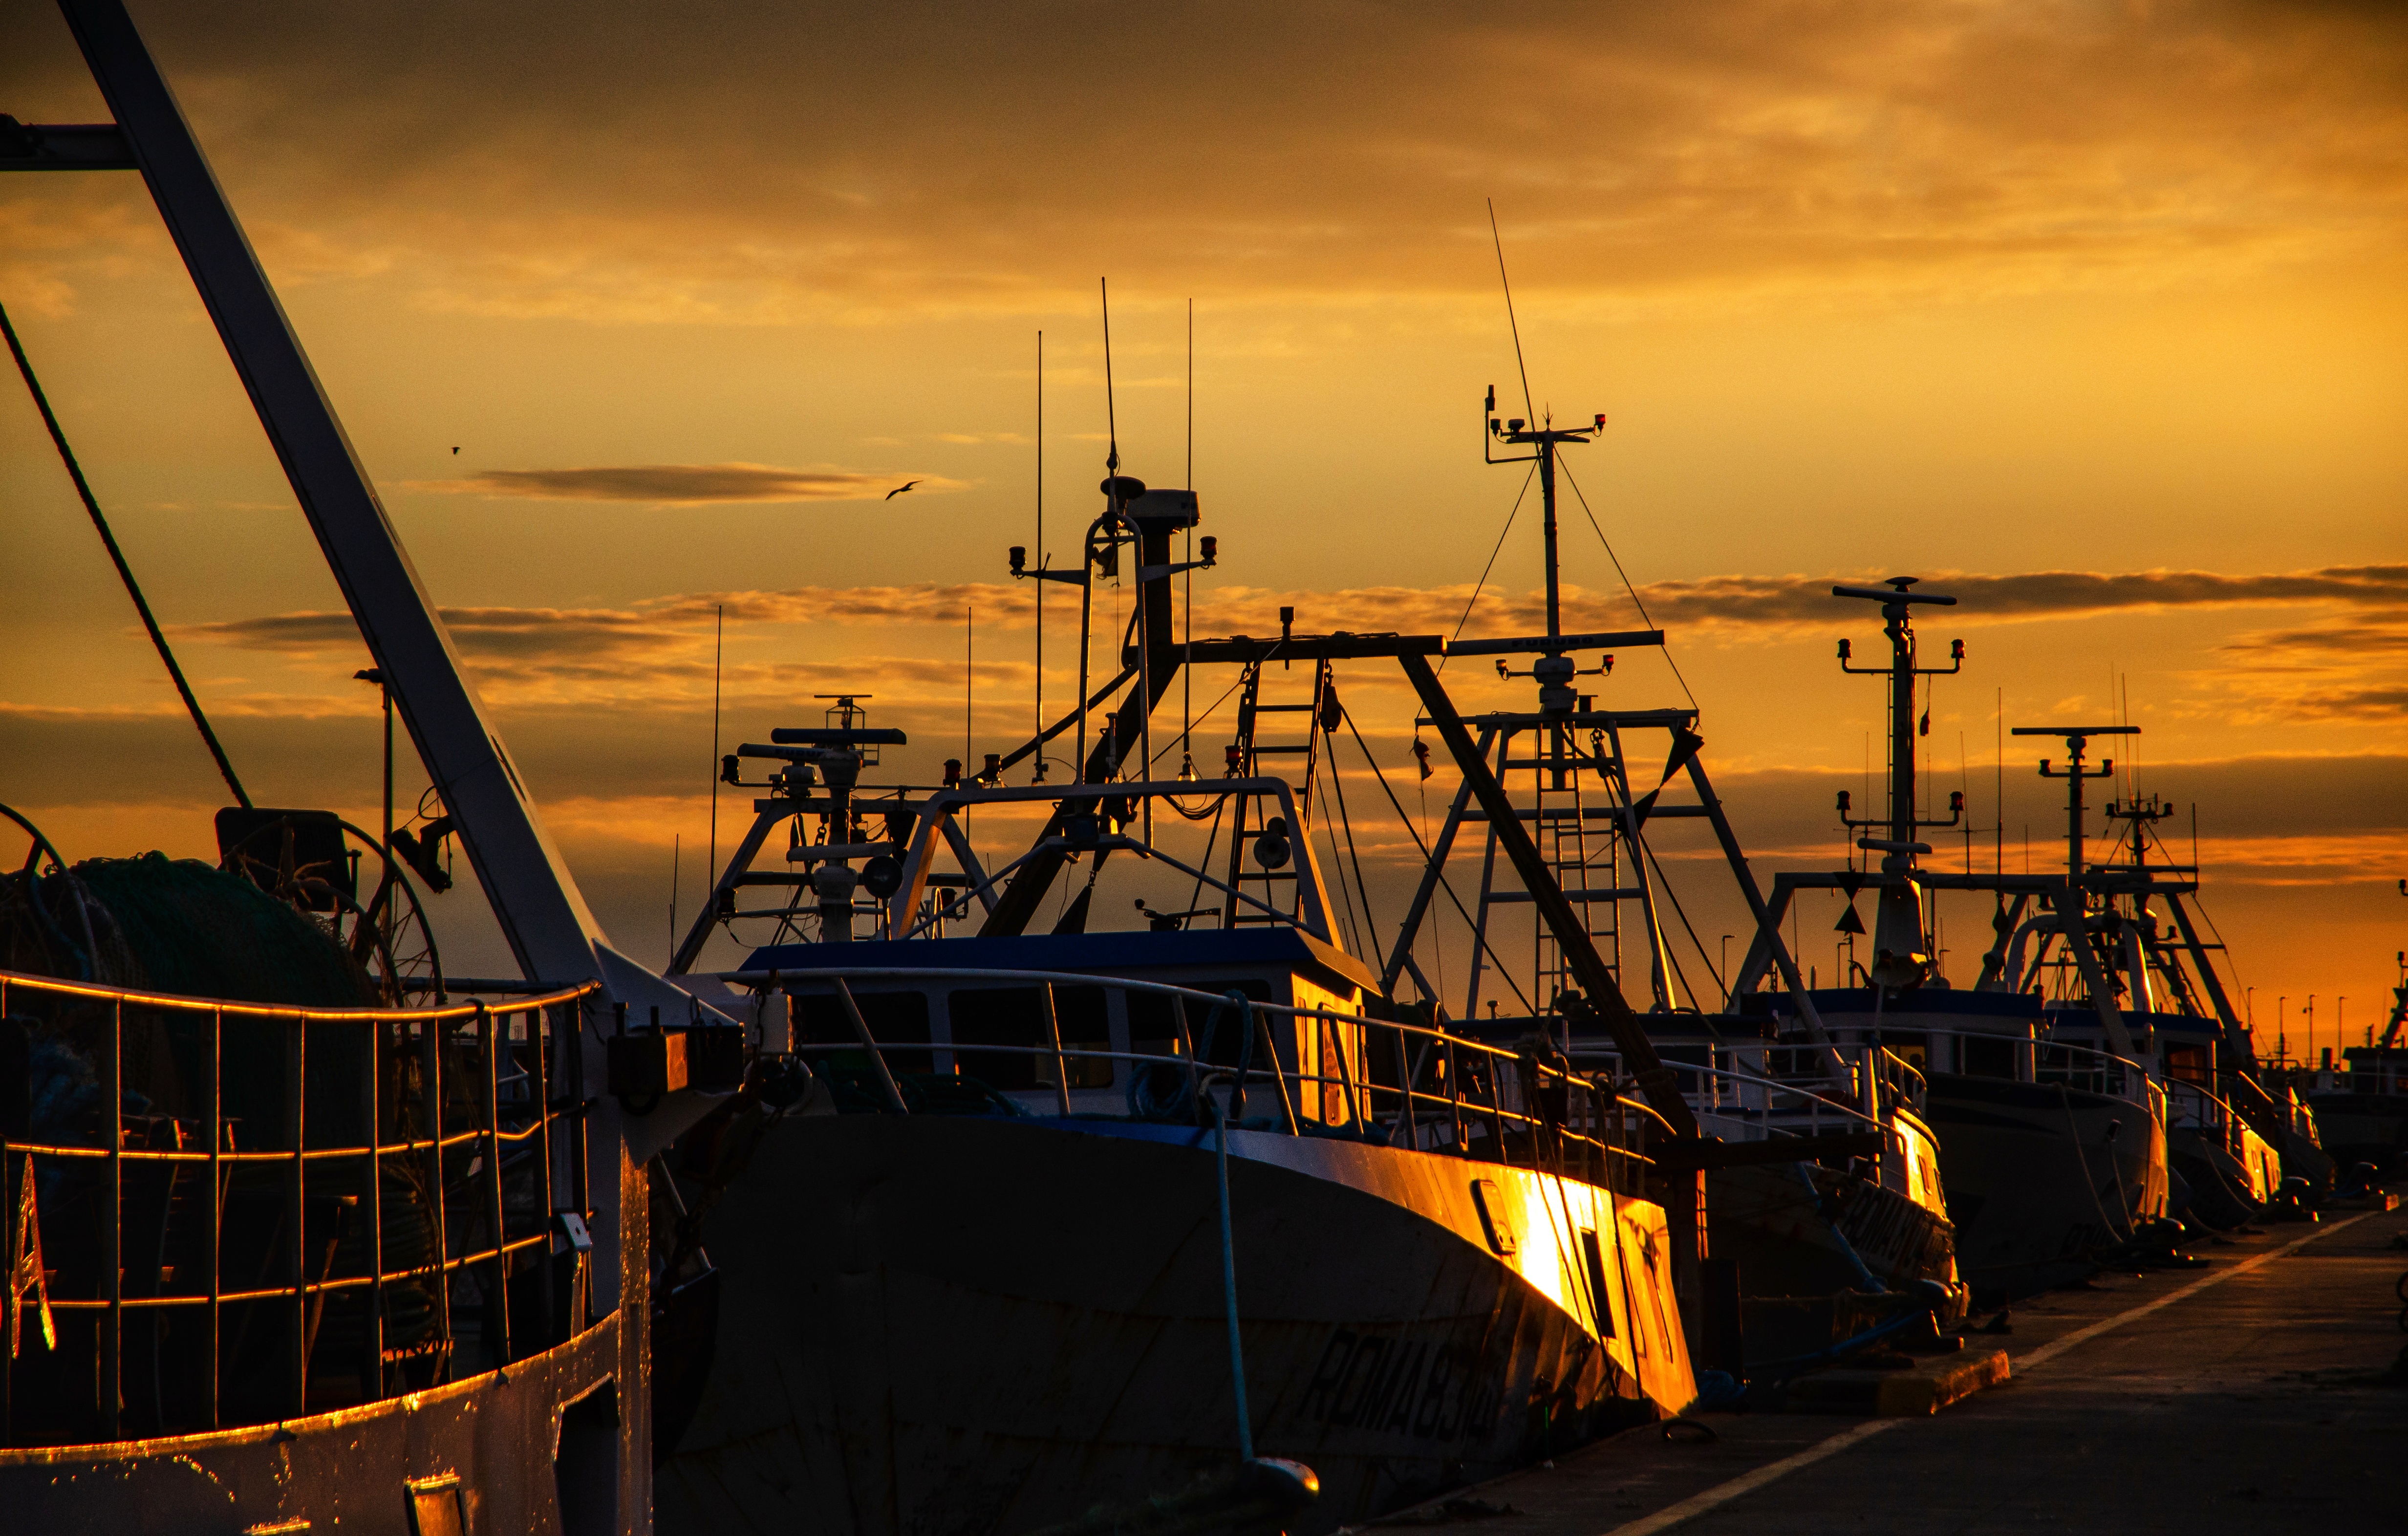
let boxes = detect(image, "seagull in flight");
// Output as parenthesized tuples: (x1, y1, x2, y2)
(884, 479, 921, 500)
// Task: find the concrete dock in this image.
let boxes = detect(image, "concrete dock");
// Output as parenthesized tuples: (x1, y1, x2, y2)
(1353, 1201, 2408, 1534)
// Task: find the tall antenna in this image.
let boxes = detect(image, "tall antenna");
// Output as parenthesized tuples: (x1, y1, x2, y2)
(1035, 328, 1044, 779)
(708, 603, 723, 911)
(1488, 198, 1535, 423)
(1182, 297, 1195, 771)
(1101, 277, 1119, 474)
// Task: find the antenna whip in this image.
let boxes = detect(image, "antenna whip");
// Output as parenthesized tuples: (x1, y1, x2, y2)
(1488, 199, 1535, 423)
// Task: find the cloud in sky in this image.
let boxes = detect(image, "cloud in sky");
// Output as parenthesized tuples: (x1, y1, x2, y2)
(154, 562, 2408, 726)
(173, 563, 2408, 658)
(420, 463, 958, 503)
(5, 0, 2396, 1020)
(8, 1, 2404, 322)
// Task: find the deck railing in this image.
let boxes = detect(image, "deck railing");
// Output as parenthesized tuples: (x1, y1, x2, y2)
(0, 968, 598, 1447)
(2161, 1074, 2258, 1160)
(1560, 1046, 1887, 1142)
(719, 966, 1662, 1191)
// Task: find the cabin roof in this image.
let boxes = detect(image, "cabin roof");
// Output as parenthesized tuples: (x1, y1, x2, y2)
(745, 925, 1381, 997)
(1738, 987, 2048, 1022)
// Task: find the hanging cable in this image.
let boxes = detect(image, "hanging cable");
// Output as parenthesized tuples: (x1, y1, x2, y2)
(1442, 462, 1539, 670)
(2, 301, 251, 808)
(1323, 718, 1382, 949)
(1314, 772, 1364, 957)
(1554, 454, 1698, 714)
(1340, 705, 1533, 1015)
(1640, 837, 1721, 1010)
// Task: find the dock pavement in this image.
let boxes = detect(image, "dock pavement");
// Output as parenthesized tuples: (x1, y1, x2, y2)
(1351, 1199, 2408, 1535)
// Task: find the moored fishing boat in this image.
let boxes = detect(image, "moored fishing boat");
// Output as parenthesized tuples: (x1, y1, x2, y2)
(2308, 956, 2408, 1174)
(1730, 581, 2186, 1301)
(650, 459, 1705, 1533)
(1, 6, 713, 1528)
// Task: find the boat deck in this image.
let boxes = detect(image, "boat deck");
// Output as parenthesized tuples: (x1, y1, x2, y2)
(1350, 1197, 2408, 1534)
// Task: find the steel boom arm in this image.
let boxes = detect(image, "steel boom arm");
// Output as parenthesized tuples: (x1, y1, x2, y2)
(53, 0, 696, 1016)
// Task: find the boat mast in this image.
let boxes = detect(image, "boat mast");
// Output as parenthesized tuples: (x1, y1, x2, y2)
(1832, 579, 1964, 988)
(2014, 724, 2143, 1054)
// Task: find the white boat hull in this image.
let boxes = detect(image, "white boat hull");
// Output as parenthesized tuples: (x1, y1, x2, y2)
(657, 1113, 1693, 1535)
(1920, 1073, 2169, 1298)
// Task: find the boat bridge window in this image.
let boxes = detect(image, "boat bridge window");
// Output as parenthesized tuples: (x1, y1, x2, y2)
(1959, 1035, 2019, 1081)
(1125, 979, 1276, 1068)
(1191, 979, 1276, 1067)
(2037, 1042, 2125, 1095)
(950, 986, 1112, 1089)
(795, 990, 934, 1074)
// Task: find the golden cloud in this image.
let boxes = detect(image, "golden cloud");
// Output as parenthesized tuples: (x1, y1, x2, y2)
(8, 2, 2403, 320)
(417, 464, 961, 503)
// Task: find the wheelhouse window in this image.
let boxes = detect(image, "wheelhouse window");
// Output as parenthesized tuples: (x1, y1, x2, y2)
(949, 985, 1112, 1090)
(1959, 1035, 2019, 1081)
(794, 989, 934, 1074)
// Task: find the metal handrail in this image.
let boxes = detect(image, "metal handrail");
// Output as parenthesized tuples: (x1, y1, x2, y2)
(1571, 1052, 1886, 1133)
(732, 965, 1655, 1176)
(1794, 1019, 2158, 1105)
(2161, 1074, 2255, 1156)
(1870, 1044, 1928, 1109)
(0, 967, 599, 1447)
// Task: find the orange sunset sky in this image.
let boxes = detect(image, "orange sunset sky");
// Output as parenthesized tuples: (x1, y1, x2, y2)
(2, 1, 2403, 1056)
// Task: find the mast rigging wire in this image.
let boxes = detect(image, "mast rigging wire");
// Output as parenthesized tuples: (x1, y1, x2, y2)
(2, 301, 251, 809)
(1553, 454, 1699, 713)
(1338, 704, 1533, 1016)
(1441, 462, 1538, 669)
(1314, 771, 1364, 957)
(1322, 713, 1382, 950)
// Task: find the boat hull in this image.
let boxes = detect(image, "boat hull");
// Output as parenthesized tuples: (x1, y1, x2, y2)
(2304, 1093, 2408, 1172)
(656, 1113, 1691, 1536)
(2166, 1123, 2275, 1230)
(0, 1315, 629, 1536)
(1919, 1073, 2169, 1299)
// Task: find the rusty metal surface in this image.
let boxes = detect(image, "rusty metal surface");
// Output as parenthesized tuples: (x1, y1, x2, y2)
(0, 1313, 621, 1535)
(656, 1115, 1691, 1535)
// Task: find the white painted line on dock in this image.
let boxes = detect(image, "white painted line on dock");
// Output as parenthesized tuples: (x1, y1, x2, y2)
(1598, 1210, 2383, 1536)
(1599, 1418, 1904, 1536)
(2011, 1210, 2379, 1374)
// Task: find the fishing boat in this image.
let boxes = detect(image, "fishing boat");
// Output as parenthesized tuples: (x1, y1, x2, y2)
(2027, 793, 2285, 1227)
(1, 5, 709, 1529)
(2308, 953, 2408, 1174)
(1321, 399, 1965, 1366)
(648, 431, 1710, 1532)
(1728, 581, 2185, 1300)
